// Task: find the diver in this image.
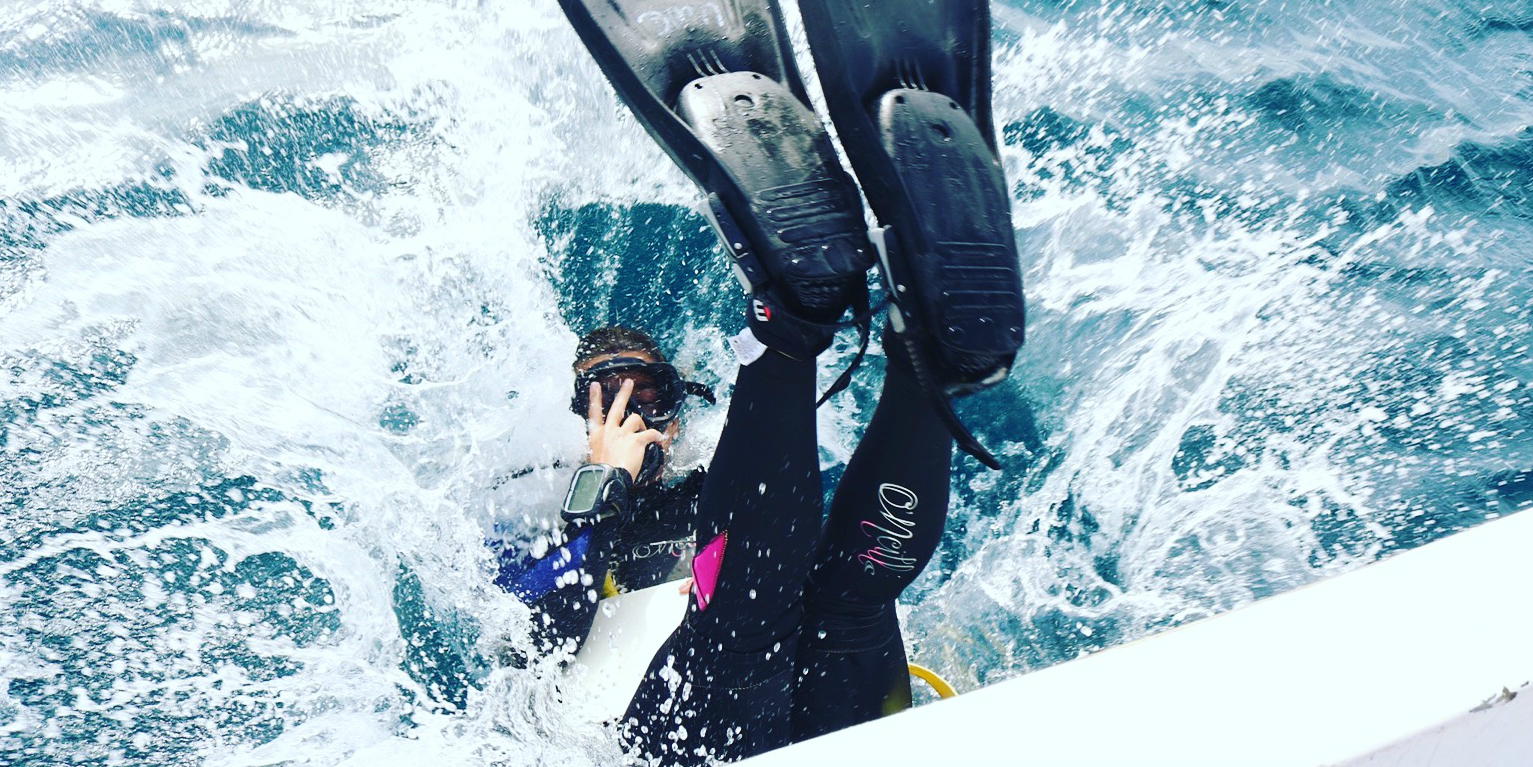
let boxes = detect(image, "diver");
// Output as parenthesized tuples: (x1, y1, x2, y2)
(492, 326, 711, 655)
(499, 0, 1028, 763)
(497, 316, 967, 762)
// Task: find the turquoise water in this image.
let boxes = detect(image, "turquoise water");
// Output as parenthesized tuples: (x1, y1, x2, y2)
(3, 1, 1531, 764)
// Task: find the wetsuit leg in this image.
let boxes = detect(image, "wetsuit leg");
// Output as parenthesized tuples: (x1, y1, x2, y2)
(792, 351, 954, 740)
(623, 347, 823, 764)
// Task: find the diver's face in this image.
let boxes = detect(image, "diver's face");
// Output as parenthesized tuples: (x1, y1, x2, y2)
(576, 350, 684, 444)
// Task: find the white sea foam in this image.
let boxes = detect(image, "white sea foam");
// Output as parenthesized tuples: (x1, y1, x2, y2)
(2, 0, 1531, 764)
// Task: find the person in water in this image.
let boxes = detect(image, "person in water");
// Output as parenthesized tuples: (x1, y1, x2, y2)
(495, 315, 962, 761)
(507, 0, 1027, 762)
(493, 326, 709, 655)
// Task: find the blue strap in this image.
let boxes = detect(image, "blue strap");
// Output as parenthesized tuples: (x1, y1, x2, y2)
(493, 526, 595, 603)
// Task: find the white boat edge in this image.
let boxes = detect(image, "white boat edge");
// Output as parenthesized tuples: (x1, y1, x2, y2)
(743, 509, 1533, 767)
(566, 579, 690, 724)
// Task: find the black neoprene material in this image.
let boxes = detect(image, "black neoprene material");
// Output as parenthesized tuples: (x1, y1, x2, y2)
(622, 346, 955, 763)
(520, 519, 620, 657)
(806, 357, 954, 606)
(684, 348, 824, 650)
(623, 349, 822, 764)
(500, 472, 700, 660)
(789, 356, 952, 739)
(791, 599, 911, 740)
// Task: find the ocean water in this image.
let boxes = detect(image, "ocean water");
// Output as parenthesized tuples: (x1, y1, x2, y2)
(2, 0, 1531, 764)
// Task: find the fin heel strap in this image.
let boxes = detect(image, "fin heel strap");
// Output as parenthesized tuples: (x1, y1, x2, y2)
(745, 284, 880, 406)
(890, 327, 1003, 470)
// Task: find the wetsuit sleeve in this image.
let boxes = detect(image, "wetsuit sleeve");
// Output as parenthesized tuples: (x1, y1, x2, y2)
(493, 517, 621, 655)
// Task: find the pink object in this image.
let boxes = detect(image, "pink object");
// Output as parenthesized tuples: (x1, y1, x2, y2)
(691, 531, 727, 611)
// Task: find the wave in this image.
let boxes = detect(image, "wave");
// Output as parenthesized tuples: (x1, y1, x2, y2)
(4, 1, 1533, 764)
(0, 8, 292, 80)
(1388, 128, 1533, 220)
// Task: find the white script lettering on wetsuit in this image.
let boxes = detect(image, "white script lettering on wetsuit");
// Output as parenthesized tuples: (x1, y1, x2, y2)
(856, 483, 919, 574)
(636, 2, 730, 37)
(630, 538, 691, 559)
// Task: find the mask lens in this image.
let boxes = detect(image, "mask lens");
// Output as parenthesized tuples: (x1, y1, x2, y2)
(600, 373, 664, 417)
(575, 360, 683, 426)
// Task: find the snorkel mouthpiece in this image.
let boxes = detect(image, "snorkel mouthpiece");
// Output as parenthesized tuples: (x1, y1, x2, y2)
(637, 442, 665, 485)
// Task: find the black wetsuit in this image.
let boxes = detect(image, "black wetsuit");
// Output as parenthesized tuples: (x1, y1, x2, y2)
(625, 350, 955, 763)
(496, 351, 954, 764)
(494, 470, 703, 655)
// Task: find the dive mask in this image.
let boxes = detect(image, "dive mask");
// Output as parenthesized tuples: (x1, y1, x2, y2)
(569, 357, 715, 432)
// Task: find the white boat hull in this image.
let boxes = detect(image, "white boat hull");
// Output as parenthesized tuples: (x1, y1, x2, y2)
(745, 511, 1533, 766)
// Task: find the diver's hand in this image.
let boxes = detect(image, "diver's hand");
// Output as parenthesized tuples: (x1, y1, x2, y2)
(586, 378, 664, 481)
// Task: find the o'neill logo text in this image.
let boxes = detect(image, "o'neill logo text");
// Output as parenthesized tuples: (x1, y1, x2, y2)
(636, 3, 732, 36)
(857, 483, 919, 574)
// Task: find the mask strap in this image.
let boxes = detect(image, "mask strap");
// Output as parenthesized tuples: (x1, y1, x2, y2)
(682, 380, 716, 405)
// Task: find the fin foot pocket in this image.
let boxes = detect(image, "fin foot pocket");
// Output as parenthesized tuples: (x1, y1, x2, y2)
(802, 0, 1026, 465)
(679, 72, 874, 322)
(869, 88, 1025, 393)
(558, 0, 874, 331)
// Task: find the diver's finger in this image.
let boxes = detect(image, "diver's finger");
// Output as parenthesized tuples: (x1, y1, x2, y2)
(586, 382, 602, 428)
(608, 378, 634, 428)
(637, 428, 664, 445)
(621, 412, 648, 434)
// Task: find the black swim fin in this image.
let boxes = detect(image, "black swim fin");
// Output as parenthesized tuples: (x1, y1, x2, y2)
(799, 0, 1027, 468)
(555, 0, 876, 339)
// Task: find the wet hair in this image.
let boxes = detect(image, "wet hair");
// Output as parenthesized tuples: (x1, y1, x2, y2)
(573, 326, 668, 370)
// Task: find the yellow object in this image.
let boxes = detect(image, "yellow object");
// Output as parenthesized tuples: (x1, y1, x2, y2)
(601, 571, 620, 599)
(907, 663, 958, 699)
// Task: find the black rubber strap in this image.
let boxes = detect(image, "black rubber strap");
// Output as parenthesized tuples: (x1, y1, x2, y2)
(815, 287, 873, 407)
(892, 327, 1002, 470)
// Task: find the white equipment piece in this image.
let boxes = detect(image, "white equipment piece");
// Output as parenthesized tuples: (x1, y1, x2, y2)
(744, 510, 1533, 766)
(566, 579, 690, 723)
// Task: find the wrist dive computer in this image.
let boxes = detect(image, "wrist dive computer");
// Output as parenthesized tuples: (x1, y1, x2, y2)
(561, 463, 633, 526)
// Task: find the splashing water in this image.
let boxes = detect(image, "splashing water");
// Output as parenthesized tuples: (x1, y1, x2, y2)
(3, 0, 1531, 764)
